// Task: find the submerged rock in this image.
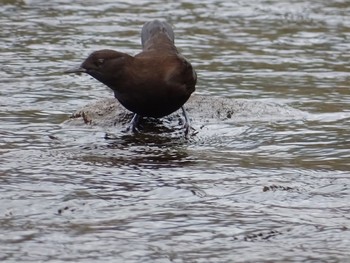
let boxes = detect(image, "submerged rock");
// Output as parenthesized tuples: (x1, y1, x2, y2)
(63, 95, 306, 137)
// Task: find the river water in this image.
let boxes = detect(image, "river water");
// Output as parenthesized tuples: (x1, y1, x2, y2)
(1, 0, 350, 262)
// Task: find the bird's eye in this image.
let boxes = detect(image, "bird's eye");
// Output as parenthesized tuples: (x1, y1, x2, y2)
(95, 58, 104, 67)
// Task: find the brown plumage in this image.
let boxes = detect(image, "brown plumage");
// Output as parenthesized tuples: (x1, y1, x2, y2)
(65, 20, 196, 134)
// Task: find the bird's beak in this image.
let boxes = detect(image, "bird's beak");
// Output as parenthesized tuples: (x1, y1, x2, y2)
(64, 66, 87, 75)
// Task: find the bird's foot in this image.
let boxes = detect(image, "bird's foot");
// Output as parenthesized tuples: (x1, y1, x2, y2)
(181, 106, 196, 138)
(183, 121, 191, 138)
(126, 124, 139, 133)
(182, 122, 197, 139)
(124, 114, 141, 133)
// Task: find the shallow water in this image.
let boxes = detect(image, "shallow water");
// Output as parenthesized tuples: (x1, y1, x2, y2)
(1, 0, 350, 262)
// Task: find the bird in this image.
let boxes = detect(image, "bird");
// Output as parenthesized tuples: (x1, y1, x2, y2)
(65, 20, 197, 136)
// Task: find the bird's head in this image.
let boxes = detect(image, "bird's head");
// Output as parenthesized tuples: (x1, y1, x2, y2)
(65, 49, 130, 86)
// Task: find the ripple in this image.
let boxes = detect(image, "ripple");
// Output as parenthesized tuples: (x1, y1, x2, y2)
(1, 0, 350, 262)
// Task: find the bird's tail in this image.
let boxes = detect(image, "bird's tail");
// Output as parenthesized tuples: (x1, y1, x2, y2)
(141, 20, 175, 48)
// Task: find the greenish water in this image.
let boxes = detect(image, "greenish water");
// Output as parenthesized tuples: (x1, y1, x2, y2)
(1, 0, 349, 262)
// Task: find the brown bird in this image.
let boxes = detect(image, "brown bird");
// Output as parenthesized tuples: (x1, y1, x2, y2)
(65, 20, 196, 135)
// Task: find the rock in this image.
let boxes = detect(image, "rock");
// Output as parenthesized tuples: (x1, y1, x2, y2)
(63, 95, 306, 137)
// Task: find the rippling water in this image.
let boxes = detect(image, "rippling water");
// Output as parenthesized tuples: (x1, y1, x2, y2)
(1, 0, 350, 262)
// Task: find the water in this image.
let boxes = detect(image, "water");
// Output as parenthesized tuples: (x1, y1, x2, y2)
(1, 0, 350, 262)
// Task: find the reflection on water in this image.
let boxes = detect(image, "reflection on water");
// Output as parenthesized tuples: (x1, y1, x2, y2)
(1, 0, 350, 262)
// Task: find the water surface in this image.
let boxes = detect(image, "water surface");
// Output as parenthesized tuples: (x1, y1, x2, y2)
(1, 0, 350, 262)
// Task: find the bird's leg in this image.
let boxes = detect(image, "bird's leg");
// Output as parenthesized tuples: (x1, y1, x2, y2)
(181, 106, 192, 137)
(127, 113, 141, 132)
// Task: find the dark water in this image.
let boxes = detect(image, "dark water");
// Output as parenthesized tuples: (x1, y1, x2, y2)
(1, 0, 350, 262)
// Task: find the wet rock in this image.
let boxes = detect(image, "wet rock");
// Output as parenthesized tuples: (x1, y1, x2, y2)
(263, 184, 297, 192)
(63, 95, 306, 137)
